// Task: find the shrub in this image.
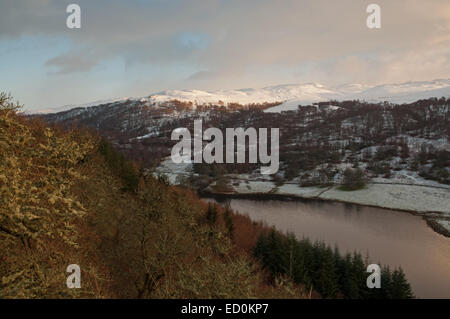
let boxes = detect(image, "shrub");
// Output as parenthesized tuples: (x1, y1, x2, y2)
(205, 203, 218, 225)
(341, 168, 367, 190)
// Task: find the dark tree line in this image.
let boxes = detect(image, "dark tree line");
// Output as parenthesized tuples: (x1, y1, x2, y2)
(253, 230, 414, 299)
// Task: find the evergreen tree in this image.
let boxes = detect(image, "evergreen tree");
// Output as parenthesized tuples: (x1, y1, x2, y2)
(252, 231, 414, 299)
(342, 168, 366, 190)
(390, 268, 414, 299)
(297, 239, 313, 288)
(315, 246, 338, 298)
(266, 230, 287, 276)
(253, 233, 269, 260)
(378, 266, 393, 299)
(351, 253, 368, 299)
(337, 253, 359, 299)
(205, 203, 218, 225)
(223, 206, 234, 239)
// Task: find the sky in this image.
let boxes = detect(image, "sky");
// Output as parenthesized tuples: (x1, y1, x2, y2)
(1, 0, 449, 111)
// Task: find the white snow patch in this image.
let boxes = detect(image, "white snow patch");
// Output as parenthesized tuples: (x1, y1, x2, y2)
(231, 180, 276, 193)
(154, 155, 193, 184)
(276, 184, 325, 198)
(320, 184, 450, 214)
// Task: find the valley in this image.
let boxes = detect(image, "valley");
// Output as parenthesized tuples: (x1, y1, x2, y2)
(38, 80, 450, 237)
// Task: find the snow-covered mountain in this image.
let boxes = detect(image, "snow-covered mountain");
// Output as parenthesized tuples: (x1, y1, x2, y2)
(149, 82, 335, 106)
(41, 79, 450, 114)
(264, 79, 450, 112)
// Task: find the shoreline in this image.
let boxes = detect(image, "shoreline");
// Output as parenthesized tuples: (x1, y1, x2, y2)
(199, 189, 450, 238)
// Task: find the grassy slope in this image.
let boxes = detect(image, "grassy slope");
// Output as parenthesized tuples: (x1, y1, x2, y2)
(0, 97, 307, 298)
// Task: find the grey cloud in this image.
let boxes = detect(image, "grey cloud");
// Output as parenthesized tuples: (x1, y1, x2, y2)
(45, 52, 97, 74)
(2, 0, 450, 81)
(0, 0, 65, 37)
(186, 70, 215, 81)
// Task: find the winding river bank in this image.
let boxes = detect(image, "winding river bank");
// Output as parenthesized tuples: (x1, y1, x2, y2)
(201, 182, 450, 238)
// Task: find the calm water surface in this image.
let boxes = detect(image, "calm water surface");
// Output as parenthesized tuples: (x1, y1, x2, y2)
(218, 199, 450, 298)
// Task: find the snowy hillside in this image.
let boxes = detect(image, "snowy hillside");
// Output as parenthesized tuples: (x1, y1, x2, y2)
(149, 79, 450, 111)
(265, 79, 450, 112)
(41, 79, 450, 114)
(149, 83, 335, 106)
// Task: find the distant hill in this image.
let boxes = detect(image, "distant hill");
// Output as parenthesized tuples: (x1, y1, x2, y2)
(34, 78, 450, 114)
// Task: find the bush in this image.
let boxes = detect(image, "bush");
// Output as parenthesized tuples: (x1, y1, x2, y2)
(223, 206, 234, 239)
(341, 168, 367, 190)
(205, 203, 218, 225)
(212, 178, 233, 193)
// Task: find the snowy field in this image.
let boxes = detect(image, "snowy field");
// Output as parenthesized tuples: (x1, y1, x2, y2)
(275, 184, 325, 198)
(224, 179, 450, 215)
(155, 155, 193, 184)
(231, 180, 276, 193)
(319, 184, 450, 215)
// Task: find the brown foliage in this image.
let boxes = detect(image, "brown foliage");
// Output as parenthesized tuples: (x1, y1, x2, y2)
(1, 95, 307, 299)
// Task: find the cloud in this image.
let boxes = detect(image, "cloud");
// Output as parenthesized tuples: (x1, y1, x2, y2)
(1, 0, 450, 108)
(3, 0, 450, 79)
(177, 32, 209, 52)
(186, 70, 216, 81)
(45, 52, 98, 74)
(0, 0, 65, 37)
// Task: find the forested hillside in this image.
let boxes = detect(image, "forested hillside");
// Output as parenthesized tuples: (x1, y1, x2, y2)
(1, 93, 414, 298)
(0, 93, 306, 298)
(41, 97, 449, 188)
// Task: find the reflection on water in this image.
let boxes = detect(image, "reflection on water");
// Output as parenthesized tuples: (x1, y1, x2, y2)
(220, 198, 450, 298)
